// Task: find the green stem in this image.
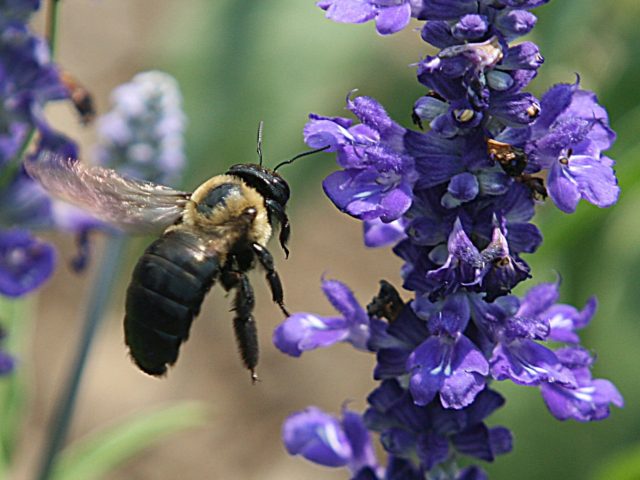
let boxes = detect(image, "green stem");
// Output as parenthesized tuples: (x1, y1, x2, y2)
(0, 296, 34, 474)
(46, 0, 62, 57)
(0, 129, 35, 192)
(35, 236, 127, 480)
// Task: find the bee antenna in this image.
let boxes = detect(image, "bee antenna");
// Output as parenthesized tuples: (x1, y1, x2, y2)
(273, 145, 330, 172)
(256, 121, 264, 166)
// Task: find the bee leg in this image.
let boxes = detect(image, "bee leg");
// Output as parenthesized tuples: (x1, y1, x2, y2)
(251, 242, 289, 317)
(227, 270, 260, 383)
(266, 199, 290, 258)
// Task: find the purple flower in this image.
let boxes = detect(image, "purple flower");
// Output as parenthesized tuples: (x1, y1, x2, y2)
(283, 406, 379, 475)
(0, 228, 55, 297)
(0, 349, 15, 375)
(526, 80, 618, 213)
(317, 0, 412, 35)
(490, 338, 575, 387)
(406, 293, 489, 409)
(305, 96, 417, 223)
(407, 332, 489, 409)
(283, 2, 623, 478)
(365, 380, 511, 472)
(0, 0, 40, 25)
(0, 25, 69, 142)
(425, 218, 530, 301)
(94, 71, 187, 185)
(273, 279, 371, 356)
(546, 296, 596, 343)
(540, 348, 623, 421)
(363, 218, 406, 247)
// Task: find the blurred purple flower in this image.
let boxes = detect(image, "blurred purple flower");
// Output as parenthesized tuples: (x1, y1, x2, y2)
(283, 406, 380, 476)
(0, 228, 55, 297)
(94, 71, 187, 185)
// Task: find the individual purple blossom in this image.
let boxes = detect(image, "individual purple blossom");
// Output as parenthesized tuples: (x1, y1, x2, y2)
(305, 96, 417, 223)
(283, 406, 380, 476)
(406, 293, 489, 409)
(540, 348, 623, 421)
(363, 218, 406, 248)
(407, 332, 488, 409)
(0, 228, 55, 297)
(425, 218, 530, 301)
(317, 0, 412, 35)
(525, 80, 619, 213)
(545, 296, 596, 344)
(0, 349, 15, 375)
(273, 279, 371, 356)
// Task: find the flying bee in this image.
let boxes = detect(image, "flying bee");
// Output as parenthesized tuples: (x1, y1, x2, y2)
(26, 142, 325, 381)
(60, 71, 96, 125)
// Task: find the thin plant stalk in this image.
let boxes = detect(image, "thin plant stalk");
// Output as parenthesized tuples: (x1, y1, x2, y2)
(35, 235, 127, 480)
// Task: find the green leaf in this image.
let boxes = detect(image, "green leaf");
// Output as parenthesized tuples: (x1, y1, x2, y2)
(592, 443, 640, 480)
(51, 402, 209, 480)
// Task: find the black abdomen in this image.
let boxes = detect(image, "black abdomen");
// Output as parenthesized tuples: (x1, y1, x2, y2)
(124, 229, 219, 376)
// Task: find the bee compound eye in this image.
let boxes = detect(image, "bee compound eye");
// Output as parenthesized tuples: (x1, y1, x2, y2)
(243, 207, 258, 219)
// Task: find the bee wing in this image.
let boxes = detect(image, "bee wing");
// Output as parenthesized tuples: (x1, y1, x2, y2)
(26, 151, 191, 234)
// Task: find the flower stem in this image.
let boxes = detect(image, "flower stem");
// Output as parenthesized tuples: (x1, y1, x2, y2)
(46, 0, 62, 57)
(35, 235, 127, 480)
(0, 296, 34, 475)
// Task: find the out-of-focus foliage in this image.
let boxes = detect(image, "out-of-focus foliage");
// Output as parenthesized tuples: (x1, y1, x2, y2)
(51, 402, 208, 480)
(154, 0, 639, 479)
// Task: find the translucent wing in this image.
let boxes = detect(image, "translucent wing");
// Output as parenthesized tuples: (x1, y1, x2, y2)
(26, 151, 191, 233)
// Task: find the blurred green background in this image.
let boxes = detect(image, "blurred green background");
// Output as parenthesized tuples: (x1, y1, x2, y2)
(14, 0, 640, 479)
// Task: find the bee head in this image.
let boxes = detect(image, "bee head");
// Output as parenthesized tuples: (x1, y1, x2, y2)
(226, 164, 290, 207)
(227, 163, 291, 256)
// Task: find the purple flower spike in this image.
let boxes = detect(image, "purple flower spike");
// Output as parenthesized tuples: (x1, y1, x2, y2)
(273, 279, 370, 356)
(284, 2, 623, 477)
(0, 228, 55, 297)
(541, 349, 623, 421)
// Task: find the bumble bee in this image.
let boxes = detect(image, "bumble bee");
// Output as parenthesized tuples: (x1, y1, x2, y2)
(25, 146, 322, 381)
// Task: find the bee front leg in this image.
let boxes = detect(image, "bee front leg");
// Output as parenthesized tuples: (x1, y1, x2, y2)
(251, 242, 289, 317)
(225, 269, 260, 383)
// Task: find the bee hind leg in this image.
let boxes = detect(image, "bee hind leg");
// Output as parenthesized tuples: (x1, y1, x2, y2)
(223, 267, 259, 383)
(251, 242, 289, 317)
